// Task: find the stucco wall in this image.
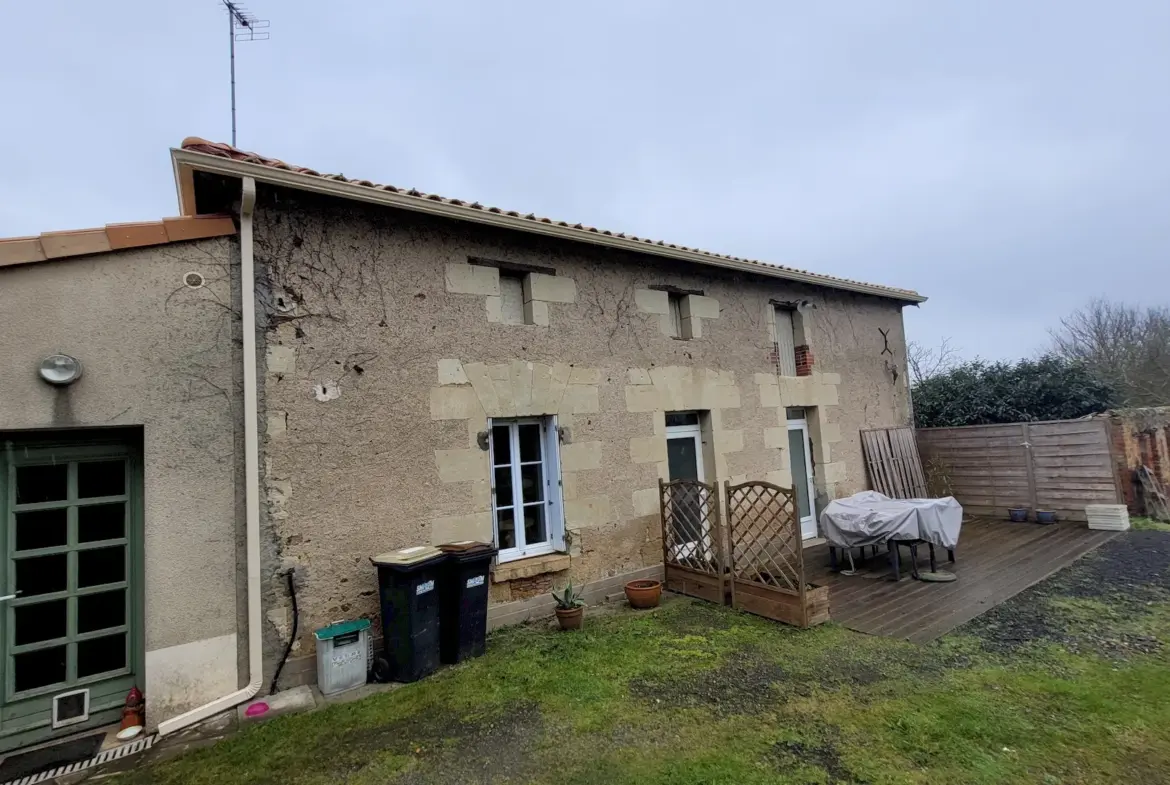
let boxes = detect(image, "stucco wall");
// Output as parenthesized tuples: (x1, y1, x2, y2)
(251, 188, 912, 683)
(0, 238, 244, 723)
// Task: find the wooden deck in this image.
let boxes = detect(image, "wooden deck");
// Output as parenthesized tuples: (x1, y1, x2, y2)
(804, 519, 1118, 643)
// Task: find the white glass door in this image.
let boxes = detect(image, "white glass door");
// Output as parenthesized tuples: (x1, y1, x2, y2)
(665, 413, 707, 557)
(786, 410, 818, 539)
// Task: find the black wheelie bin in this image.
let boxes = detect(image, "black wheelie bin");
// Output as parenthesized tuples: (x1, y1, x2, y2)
(437, 541, 498, 664)
(370, 546, 446, 682)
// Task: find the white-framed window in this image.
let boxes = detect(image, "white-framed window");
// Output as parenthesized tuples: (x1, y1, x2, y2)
(489, 417, 565, 562)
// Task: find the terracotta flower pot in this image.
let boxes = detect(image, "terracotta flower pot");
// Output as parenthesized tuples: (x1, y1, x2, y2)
(624, 579, 662, 609)
(555, 606, 584, 630)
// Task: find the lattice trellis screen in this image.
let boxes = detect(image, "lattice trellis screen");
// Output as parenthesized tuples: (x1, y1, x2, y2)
(725, 481, 803, 591)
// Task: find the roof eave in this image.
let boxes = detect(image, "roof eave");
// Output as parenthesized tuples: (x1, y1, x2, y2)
(170, 148, 927, 304)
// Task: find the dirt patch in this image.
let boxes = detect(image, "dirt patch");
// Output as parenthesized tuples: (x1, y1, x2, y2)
(335, 702, 543, 784)
(766, 725, 865, 784)
(653, 597, 736, 636)
(959, 531, 1170, 658)
(629, 652, 788, 715)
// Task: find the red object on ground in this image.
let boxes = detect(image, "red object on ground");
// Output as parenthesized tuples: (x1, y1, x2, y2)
(245, 702, 270, 717)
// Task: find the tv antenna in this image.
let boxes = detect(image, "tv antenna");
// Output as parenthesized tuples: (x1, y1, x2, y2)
(223, 1, 269, 147)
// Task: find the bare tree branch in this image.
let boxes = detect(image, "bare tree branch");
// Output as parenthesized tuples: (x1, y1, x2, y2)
(1050, 299, 1170, 407)
(907, 337, 959, 385)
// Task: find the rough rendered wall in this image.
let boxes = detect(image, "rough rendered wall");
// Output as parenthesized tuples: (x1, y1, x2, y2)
(0, 238, 243, 724)
(253, 188, 911, 682)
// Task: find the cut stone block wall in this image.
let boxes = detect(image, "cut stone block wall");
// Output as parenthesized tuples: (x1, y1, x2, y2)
(249, 186, 913, 683)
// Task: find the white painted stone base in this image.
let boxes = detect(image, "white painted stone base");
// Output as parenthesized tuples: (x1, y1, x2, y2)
(145, 633, 239, 728)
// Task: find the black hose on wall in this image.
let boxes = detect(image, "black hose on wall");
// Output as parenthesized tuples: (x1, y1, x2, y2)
(269, 569, 299, 694)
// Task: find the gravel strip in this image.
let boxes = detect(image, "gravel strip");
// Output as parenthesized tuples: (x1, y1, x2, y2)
(958, 530, 1170, 658)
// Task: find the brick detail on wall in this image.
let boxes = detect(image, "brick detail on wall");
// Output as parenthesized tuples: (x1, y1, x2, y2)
(510, 573, 558, 599)
(795, 345, 814, 376)
(1109, 418, 1139, 513)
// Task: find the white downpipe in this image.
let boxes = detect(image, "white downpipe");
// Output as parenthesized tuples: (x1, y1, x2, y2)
(158, 176, 263, 736)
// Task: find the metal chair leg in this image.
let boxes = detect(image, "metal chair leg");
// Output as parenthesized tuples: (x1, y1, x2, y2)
(948, 549, 955, 563)
(888, 541, 900, 581)
(908, 543, 921, 580)
(928, 543, 937, 573)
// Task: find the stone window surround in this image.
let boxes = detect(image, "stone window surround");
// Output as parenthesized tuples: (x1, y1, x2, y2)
(491, 552, 571, 584)
(444, 261, 577, 326)
(625, 366, 744, 519)
(755, 371, 846, 499)
(633, 288, 720, 339)
(430, 359, 605, 581)
(429, 361, 848, 584)
(767, 301, 815, 377)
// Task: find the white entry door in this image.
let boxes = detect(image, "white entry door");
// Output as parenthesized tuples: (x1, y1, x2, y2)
(665, 414, 704, 484)
(786, 409, 818, 539)
(665, 413, 707, 557)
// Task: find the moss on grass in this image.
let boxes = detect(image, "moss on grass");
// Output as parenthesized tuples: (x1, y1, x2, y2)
(1132, 516, 1170, 532)
(113, 537, 1170, 785)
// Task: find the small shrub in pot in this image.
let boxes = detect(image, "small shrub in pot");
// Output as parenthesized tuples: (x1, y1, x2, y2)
(552, 581, 585, 630)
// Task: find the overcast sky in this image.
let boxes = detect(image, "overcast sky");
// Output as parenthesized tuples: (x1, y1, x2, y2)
(2, 1, 1166, 359)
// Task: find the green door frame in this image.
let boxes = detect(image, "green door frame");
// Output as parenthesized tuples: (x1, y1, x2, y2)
(0, 433, 145, 752)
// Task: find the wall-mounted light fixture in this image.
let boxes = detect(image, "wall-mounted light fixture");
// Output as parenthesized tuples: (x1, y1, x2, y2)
(39, 354, 83, 386)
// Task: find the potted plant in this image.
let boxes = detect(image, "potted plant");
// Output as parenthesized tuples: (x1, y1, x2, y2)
(624, 579, 662, 609)
(552, 581, 585, 630)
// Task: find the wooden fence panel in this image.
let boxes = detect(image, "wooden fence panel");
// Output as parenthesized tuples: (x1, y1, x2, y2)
(1030, 419, 1117, 521)
(861, 427, 928, 498)
(915, 418, 1122, 522)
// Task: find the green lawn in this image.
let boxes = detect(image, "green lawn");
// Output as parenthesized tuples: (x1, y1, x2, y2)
(1132, 515, 1170, 532)
(116, 538, 1170, 785)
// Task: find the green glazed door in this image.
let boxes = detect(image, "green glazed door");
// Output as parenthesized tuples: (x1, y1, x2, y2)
(0, 440, 143, 752)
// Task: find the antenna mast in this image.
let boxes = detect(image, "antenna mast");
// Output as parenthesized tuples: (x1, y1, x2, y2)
(223, 1, 269, 147)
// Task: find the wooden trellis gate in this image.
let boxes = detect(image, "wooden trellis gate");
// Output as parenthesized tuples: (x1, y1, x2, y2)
(657, 478, 830, 627)
(658, 479, 725, 604)
(723, 480, 830, 627)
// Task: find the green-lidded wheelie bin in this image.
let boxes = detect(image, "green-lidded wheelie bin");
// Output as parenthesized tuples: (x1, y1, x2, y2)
(437, 541, 498, 664)
(370, 546, 445, 682)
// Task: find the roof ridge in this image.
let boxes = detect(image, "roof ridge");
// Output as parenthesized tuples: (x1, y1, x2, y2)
(0, 214, 236, 268)
(178, 137, 923, 301)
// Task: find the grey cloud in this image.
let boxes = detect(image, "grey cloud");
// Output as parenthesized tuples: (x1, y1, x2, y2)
(2, 0, 1166, 359)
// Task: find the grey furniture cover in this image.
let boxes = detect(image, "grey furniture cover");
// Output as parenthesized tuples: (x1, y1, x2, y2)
(818, 491, 962, 550)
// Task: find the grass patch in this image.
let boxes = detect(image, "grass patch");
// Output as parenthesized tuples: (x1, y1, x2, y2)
(114, 535, 1170, 784)
(1132, 516, 1170, 532)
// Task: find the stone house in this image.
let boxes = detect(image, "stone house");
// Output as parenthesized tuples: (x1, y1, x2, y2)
(0, 137, 924, 751)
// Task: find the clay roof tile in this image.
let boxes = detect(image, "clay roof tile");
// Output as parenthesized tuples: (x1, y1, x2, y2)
(175, 138, 923, 300)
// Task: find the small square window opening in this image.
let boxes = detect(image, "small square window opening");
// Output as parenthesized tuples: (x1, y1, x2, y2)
(499, 273, 527, 325)
(668, 293, 684, 338)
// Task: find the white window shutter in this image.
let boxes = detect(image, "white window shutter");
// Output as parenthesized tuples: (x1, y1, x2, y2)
(544, 417, 566, 551)
(773, 307, 797, 376)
